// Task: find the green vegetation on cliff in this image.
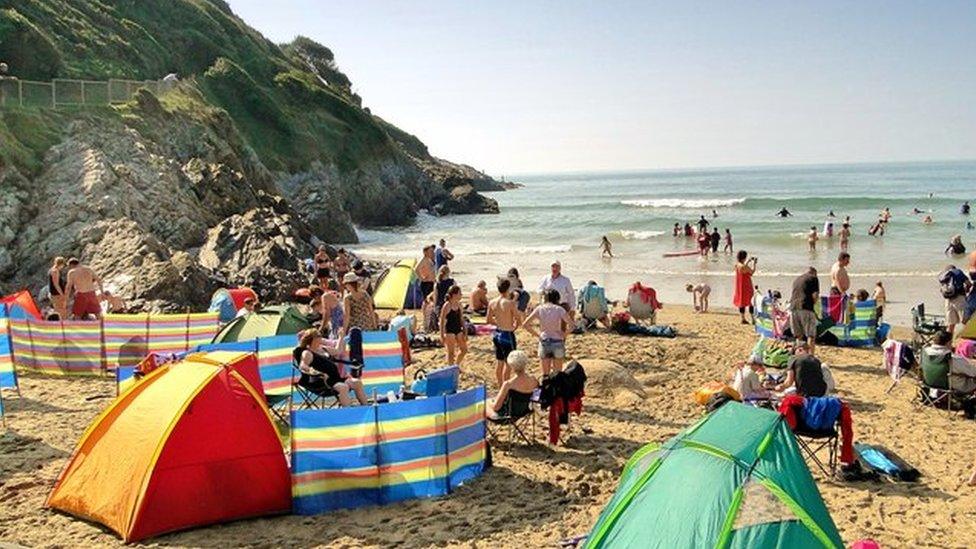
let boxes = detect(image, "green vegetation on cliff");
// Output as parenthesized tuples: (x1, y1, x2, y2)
(0, 0, 452, 193)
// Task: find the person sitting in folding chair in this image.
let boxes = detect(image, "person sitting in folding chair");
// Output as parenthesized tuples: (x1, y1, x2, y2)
(488, 350, 539, 419)
(293, 329, 368, 407)
(920, 330, 976, 415)
(487, 351, 539, 445)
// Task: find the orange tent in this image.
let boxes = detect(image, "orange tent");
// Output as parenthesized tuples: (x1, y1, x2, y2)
(47, 351, 290, 542)
(0, 290, 42, 320)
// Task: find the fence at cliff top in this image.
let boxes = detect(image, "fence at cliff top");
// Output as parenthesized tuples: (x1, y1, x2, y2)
(0, 77, 167, 108)
(290, 385, 488, 514)
(4, 312, 218, 376)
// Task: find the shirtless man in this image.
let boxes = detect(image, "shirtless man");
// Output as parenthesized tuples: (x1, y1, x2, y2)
(415, 245, 437, 302)
(831, 252, 851, 294)
(486, 278, 522, 387)
(64, 258, 104, 320)
(469, 280, 489, 315)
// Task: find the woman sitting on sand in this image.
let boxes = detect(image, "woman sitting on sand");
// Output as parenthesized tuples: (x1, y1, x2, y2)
(488, 350, 539, 418)
(439, 285, 468, 366)
(469, 280, 489, 315)
(732, 250, 758, 324)
(293, 329, 367, 407)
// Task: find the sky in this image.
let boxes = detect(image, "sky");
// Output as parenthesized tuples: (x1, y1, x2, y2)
(226, 0, 976, 175)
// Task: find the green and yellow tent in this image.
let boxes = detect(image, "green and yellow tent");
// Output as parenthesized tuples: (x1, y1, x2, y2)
(585, 402, 843, 549)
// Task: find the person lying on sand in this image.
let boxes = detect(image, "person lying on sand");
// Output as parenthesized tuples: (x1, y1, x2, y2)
(487, 350, 539, 419)
(686, 282, 711, 313)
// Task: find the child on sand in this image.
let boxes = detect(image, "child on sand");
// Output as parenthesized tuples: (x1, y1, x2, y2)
(686, 282, 711, 313)
(873, 281, 886, 318)
(600, 235, 613, 258)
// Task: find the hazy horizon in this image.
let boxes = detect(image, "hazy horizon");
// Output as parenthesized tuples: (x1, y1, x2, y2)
(227, 0, 976, 176)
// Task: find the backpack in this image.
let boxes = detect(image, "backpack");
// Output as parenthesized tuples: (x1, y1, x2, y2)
(939, 269, 963, 298)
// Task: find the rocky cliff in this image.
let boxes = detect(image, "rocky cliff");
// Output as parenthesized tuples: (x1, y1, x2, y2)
(0, 0, 506, 310)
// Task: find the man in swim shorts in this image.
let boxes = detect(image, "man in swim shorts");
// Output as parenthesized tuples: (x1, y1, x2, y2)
(486, 278, 522, 387)
(65, 258, 104, 320)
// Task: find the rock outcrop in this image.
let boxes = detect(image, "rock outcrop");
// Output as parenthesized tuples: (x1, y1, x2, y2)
(431, 184, 500, 216)
(198, 208, 311, 302)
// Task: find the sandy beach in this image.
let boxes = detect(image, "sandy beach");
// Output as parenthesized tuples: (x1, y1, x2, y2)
(2, 304, 974, 548)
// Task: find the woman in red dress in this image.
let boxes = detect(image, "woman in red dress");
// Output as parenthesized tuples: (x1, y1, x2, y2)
(732, 250, 758, 324)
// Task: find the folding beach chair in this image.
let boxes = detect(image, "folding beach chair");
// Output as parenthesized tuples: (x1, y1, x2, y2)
(422, 365, 459, 397)
(917, 347, 975, 415)
(289, 357, 339, 410)
(487, 390, 535, 445)
(793, 422, 840, 477)
(911, 303, 944, 354)
(625, 290, 658, 326)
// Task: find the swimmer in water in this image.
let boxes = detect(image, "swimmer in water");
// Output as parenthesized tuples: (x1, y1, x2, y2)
(777, 207, 792, 218)
(922, 215, 933, 225)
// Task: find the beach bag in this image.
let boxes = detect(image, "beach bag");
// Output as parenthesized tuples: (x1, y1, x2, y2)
(693, 382, 740, 406)
(938, 269, 963, 298)
(763, 345, 790, 368)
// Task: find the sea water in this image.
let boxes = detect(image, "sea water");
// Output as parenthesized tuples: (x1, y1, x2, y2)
(355, 161, 976, 325)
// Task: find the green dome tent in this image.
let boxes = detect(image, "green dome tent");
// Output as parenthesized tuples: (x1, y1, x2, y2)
(211, 305, 312, 343)
(585, 402, 843, 549)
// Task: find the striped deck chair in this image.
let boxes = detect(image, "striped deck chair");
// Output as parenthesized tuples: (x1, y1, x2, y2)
(829, 299, 879, 347)
(754, 297, 776, 338)
(348, 329, 406, 400)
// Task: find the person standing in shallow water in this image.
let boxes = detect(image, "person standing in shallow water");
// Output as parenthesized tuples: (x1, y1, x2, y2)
(600, 235, 613, 258)
(733, 250, 757, 324)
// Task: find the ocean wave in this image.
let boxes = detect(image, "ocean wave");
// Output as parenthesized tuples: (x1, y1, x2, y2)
(466, 244, 574, 256)
(616, 230, 666, 240)
(621, 198, 746, 209)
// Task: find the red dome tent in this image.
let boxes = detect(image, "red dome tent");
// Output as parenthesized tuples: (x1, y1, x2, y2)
(47, 351, 290, 542)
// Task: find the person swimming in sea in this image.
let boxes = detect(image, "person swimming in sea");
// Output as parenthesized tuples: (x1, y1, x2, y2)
(827, 210, 836, 218)
(922, 215, 933, 225)
(776, 207, 792, 218)
(962, 201, 971, 216)
(672, 222, 681, 237)
(967, 221, 975, 231)
(911, 207, 923, 215)
(946, 234, 967, 256)
(711, 209, 719, 218)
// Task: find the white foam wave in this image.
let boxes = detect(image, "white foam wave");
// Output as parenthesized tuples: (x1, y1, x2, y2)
(621, 197, 746, 209)
(618, 230, 666, 240)
(467, 244, 573, 256)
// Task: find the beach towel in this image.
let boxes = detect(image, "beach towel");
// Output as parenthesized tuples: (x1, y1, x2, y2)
(627, 282, 661, 309)
(779, 395, 854, 464)
(854, 443, 920, 482)
(956, 338, 976, 359)
(801, 396, 841, 431)
(822, 294, 846, 324)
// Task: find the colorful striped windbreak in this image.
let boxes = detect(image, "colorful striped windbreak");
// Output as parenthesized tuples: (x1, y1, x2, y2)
(356, 330, 406, 398)
(10, 312, 219, 375)
(0, 305, 17, 389)
(291, 386, 488, 515)
(193, 336, 297, 397)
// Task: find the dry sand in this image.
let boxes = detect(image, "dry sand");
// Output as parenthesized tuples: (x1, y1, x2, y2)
(1, 305, 974, 548)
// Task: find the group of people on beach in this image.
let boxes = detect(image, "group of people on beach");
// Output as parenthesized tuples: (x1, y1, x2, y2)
(43, 257, 123, 321)
(670, 216, 734, 257)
